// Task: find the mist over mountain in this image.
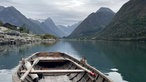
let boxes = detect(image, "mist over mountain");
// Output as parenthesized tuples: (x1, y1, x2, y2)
(29, 19, 41, 25)
(57, 22, 81, 37)
(68, 7, 115, 39)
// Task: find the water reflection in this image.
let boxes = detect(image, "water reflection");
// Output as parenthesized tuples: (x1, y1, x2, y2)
(0, 44, 44, 69)
(47, 41, 81, 59)
(68, 41, 146, 82)
(0, 43, 57, 82)
(0, 40, 146, 82)
(67, 41, 114, 72)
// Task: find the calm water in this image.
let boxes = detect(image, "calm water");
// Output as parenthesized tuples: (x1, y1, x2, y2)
(0, 40, 146, 82)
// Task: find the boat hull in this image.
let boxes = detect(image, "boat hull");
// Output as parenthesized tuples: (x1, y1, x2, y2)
(12, 52, 113, 82)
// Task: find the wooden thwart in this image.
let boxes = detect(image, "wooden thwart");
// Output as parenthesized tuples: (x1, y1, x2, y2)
(37, 57, 93, 74)
(12, 52, 113, 82)
(21, 69, 85, 74)
(38, 57, 66, 61)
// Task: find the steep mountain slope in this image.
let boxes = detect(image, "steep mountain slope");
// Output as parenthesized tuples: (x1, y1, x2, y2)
(69, 7, 115, 38)
(41, 18, 64, 37)
(29, 18, 67, 37)
(97, 0, 146, 40)
(0, 6, 44, 33)
(0, 6, 4, 12)
(57, 22, 81, 37)
(0, 6, 65, 37)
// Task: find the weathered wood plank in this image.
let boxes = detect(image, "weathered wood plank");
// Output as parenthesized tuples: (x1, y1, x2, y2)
(21, 69, 85, 74)
(20, 59, 39, 81)
(38, 57, 66, 61)
(66, 58, 95, 74)
(25, 76, 33, 82)
(39, 75, 71, 82)
(96, 76, 104, 82)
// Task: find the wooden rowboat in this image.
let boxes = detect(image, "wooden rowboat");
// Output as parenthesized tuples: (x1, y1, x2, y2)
(12, 52, 113, 82)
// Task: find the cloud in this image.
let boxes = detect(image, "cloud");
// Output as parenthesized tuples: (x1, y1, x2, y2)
(0, 0, 129, 25)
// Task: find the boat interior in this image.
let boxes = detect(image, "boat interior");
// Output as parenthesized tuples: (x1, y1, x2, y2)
(35, 60, 90, 82)
(14, 52, 111, 82)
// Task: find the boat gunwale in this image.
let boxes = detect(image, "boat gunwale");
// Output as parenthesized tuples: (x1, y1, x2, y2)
(12, 52, 39, 82)
(61, 53, 113, 82)
(13, 52, 113, 82)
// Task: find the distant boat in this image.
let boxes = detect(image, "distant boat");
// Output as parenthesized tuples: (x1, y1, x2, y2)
(12, 52, 113, 82)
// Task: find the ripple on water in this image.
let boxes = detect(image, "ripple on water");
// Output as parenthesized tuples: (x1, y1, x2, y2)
(0, 68, 15, 82)
(107, 71, 128, 82)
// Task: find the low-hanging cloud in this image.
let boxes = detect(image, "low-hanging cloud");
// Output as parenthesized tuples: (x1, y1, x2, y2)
(0, 0, 129, 25)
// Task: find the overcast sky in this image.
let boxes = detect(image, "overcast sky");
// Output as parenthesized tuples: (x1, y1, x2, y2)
(0, 0, 129, 25)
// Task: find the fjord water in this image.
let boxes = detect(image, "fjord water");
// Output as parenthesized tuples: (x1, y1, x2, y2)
(0, 40, 146, 82)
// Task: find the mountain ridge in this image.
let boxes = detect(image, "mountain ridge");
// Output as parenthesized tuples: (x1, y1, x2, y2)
(0, 6, 66, 37)
(96, 0, 146, 40)
(68, 7, 115, 38)
(0, 6, 44, 34)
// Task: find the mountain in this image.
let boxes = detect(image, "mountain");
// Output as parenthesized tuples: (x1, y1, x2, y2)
(0, 6, 44, 33)
(57, 25, 68, 37)
(68, 7, 115, 38)
(41, 18, 64, 37)
(97, 0, 146, 40)
(57, 22, 81, 37)
(0, 6, 4, 12)
(0, 6, 65, 37)
(29, 18, 41, 25)
(29, 18, 66, 37)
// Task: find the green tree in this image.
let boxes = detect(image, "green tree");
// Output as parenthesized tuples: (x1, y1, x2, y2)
(41, 34, 57, 39)
(19, 24, 29, 33)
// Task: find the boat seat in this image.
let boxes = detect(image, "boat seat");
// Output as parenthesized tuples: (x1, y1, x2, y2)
(20, 69, 85, 74)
